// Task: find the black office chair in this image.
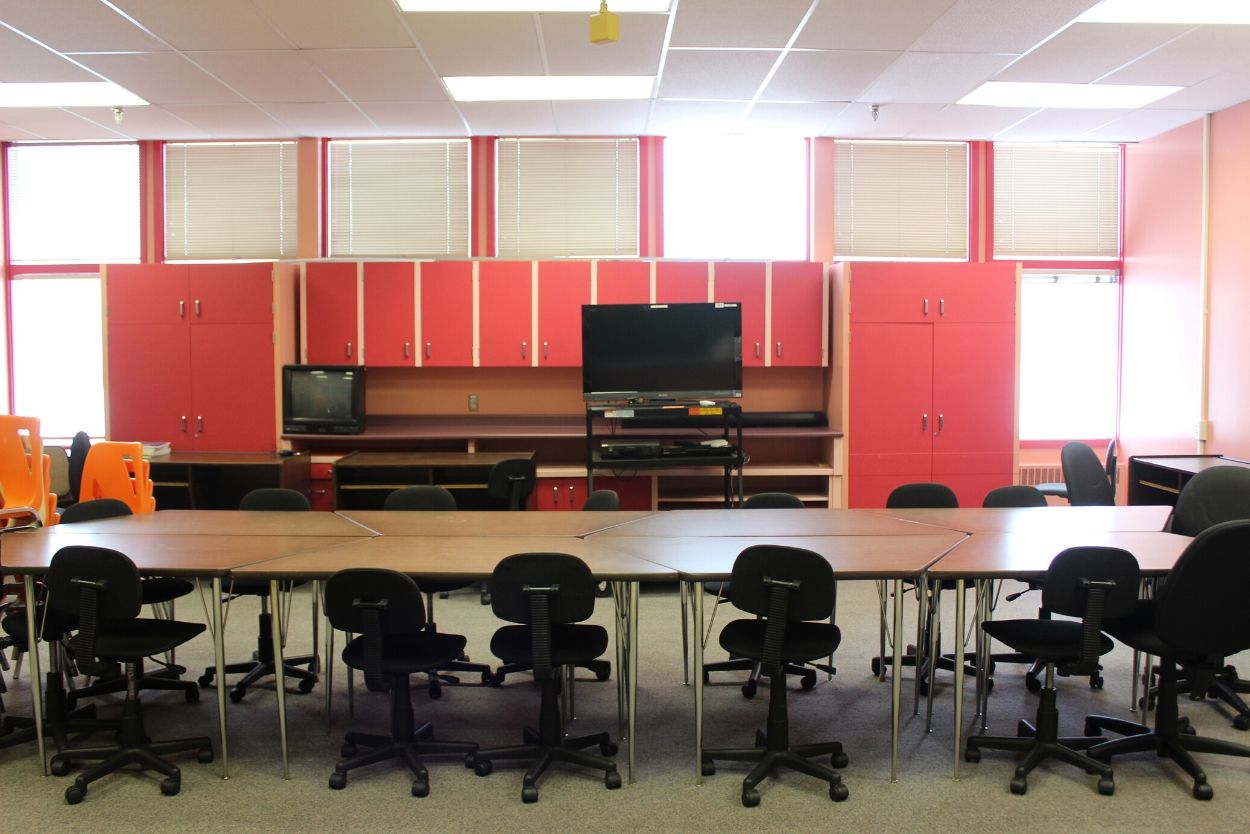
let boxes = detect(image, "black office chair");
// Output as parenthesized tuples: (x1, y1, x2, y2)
(198, 488, 316, 701)
(702, 544, 849, 806)
(1062, 441, 1116, 506)
(59, 499, 200, 708)
(324, 568, 476, 796)
(965, 545, 1139, 795)
(64, 430, 91, 508)
(46, 545, 213, 803)
(1086, 520, 1250, 799)
(1039, 439, 1116, 501)
(470, 553, 621, 803)
(581, 489, 619, 511)
(383, 486, 494, 695)
(480, 459, 537, 607)
(983, 485, 1048, 508)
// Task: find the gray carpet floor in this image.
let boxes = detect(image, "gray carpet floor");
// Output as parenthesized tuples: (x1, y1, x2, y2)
(2, 579, 1248, 833)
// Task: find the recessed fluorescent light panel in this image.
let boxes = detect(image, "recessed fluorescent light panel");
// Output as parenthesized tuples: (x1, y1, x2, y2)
(398, 2, 672, 11)
(1078, 0, 1250, 24)
(959, 81, 1180, 109)
(0, 81, 148, 108)
(445, 75, 654, 101)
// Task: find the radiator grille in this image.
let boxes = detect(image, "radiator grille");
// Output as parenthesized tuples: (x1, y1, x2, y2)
(1018, 465, 1062, 486)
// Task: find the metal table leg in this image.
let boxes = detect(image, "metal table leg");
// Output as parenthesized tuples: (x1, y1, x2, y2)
(890, 578, 903, 782)
(23, 575, 47, 776)
(627, 580, 639, 783)
(270, 579, 290, 779)
(211, 577, 229, 778)
(953, 578, 967, 779)
(692, 580, 705, 784)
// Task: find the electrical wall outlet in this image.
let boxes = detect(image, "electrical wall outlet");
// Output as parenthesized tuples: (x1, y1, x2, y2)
(468, 394, 479, 412)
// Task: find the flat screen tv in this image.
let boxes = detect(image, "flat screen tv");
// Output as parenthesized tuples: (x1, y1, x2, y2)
(581, 303, 742, 402)
(282, 365, 366, 434)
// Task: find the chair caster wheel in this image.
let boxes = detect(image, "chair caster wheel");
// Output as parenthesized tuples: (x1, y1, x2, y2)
(801, 671, 817, 690)
(481, 671, 495, 685)
(741, 787, 760, 807)
(65, 785, 85, 804)
(1089, 675, 1104, 690)
(197, 748, 214, 764)
(1024, 674, 1041, 693)
(831, 751, 849, 768)
(1233, 714, 1250, 731)
(702, 759, 716, 776)
(605, 770, 622, 789)
(1194, 781, 1213, 800)
(985, 677, 994, 693)
(601, 740, 618, 756)
(595, 667, 611, 682)
(830, 782, 849, 802)
(1178, 716, 1196, 735)
(329, 771, 346, 790)
(741, 680, 757, 699)
(160, 776, 181, 796)
(964, 748, 981, 763)
(1097, 776, 1114, 796)
(754, 729, 767, 747)
(474, 759, 493, 777)
(412, 779, 429, 797)
(1084, 720, 1100, 736)
(197, 674, 213, 688)
(521, 785, 539, 803)
(341, 743, 357, 757)
(186, 686, 200, 703)
(1010, 775, 1027, 795)
(298, 677, 316, 694)
(429, 683, 442, 700)
(229, 687, 246, 703)
(50, 757, 72, 777)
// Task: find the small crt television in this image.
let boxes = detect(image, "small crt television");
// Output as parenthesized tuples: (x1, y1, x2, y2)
(282, 365, 366, 434)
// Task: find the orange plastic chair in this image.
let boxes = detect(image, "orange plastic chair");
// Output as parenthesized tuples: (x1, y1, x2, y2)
(0, 415, 55, 524)
(78, 441, 156, 514)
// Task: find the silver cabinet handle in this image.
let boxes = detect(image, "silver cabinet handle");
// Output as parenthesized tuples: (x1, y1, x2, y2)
(181, 415, 188, 432)
(311, 488, 327, 496)
(755, 341, 761, 358)
(194, 299, 201, 317)
(939, 298, 945, 316)
(403, 342, 411, 359)
(521, 341, 527, 359)
(543, 341, 549, 360)
(552, 485, 559, 506)
(568, 484, 575, 506)
(197, 416, 204, 432)
(923, 298, 929, 316)
(346, 341, 352, 359)
(425, 342, 431, 359)
(179, 300, 185, 318)
(775, 341, 782, 358)
(938, 413, 944, 433)
(922, 413, 928, 431)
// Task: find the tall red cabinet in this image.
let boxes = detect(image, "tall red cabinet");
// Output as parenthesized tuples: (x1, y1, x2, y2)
(843, 262, 1018, 508)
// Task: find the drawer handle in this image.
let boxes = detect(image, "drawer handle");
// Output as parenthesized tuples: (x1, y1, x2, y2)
(425, 342, 431, 359)
(775, 341, 782, 358)
(922, 413, 927, 432)
(179, 300, 185, 318)
(543, 341, 549, 360)
(568, 484, 575, 505)
(197, 415, 204, 432)
(346, 341, 352, 359)
(194, 299, 201, 317)
(521, 341, 527, 360)
(939, 298, 945, 316)
(181, 415, 188, 432)
(755, 341, 761, 358)
(404, 341, 411, 359)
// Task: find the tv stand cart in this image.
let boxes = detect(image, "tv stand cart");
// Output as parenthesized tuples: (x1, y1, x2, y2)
(586, 402, 744, 507)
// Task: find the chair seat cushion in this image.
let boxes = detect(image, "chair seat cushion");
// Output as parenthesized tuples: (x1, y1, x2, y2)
(342, 632, 467, 674)
(2, 606, 77, 645)
(141, 576, 194, 604)
(1102, 601, 1169, 657)
(719, 619, 840, 664)
(491, 624, 609, 667)
(983, 618, 1112, 662)
(94, 618, 207, 661)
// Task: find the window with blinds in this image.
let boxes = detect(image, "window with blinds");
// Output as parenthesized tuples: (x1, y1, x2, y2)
(6, 143, 140, 264)
(994, 143, 1121, 260)
(328, 139, 470, 257)
(164, 142, 297, 260)
(834, 140, 968, 261)
(497, 138, 639, 257)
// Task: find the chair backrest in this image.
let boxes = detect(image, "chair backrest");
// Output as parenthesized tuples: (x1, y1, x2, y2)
(744, 491, 805, 509)
(1042, 546, 1140, 621)
(487, 458, 537, 511)
(383, 485, 457, 511)
(582, 489, 619, 511)
(1170, 466, 1250, 537)
(47, 545, 142, 670)
(982, 485, 1048, 508)
(0, 415, 50, 519)
(59, 498, 134, 525)
(239, 487, 311, 511)
(79, 441, 155, 514)
(1156, 520, 1250, 658)
(324, 568, 425, 635)
(47, 444, 71, 501)
(1104, 438, 1117, 486)
(728, 544, 834, 622)
(1061, 441, 1115, 506)
(490, 552, 596, 626)
(68, 431, 91, 501)
(886, 482, 959, 509)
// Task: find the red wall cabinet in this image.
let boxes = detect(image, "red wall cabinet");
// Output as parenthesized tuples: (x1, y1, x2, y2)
(537, 261, 591, 367)
(595, 260, 650, 304)
(712, 262, 768, 367)
(655, 261, 709, 303)
(769, 261, 826, 366)
(478, 261, 534, 367)
(304, 262, 360, 364)
(531, 475, 652, 510)
(419, 261, 474, 367)
(363, 262, 416, 367)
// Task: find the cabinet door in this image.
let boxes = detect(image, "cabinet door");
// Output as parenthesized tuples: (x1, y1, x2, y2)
(304, 262, 360, 364)
(849, 323, 933, 457)
(419, 261, 474, 366)
(106, 264, 188, 326)
(594, 475, 652, 510)
(847, 263, 933, 323)
(655, 261, 709, 303)
(769, 261, 825, 366)
(189, 262, 273, 324)
(595, 260, 650, 304)
(929, 262, 1016, 323)
(107, 324, 192, 447)
(478, 261, 534, 367)
(537, 261, 591, 366)
(363, 262, 416, 367)
(189, 324, 277, 452)
(712, 262, 767, 367)
(531, 477, 581, 511)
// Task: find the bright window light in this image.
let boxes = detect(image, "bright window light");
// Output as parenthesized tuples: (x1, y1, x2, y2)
(959, 81, 1180, 109)
(444, 75, 654, 101)
(1078, 0, 1250, 24)
(0, 81, 147, 108)
(664, 135, 807, 259)
(399, 2, 671, 11)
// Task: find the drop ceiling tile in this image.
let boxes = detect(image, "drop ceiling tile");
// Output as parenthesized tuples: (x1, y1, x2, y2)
(647, 99, 750, 134)
(188, 51, 345, 103)
(254, 0, 412, 49)
(762, 50, 899, 102)
(356, 100, 468, 136)
(670, 0, 812, 49)
(821, 102, 946, 138)
(75, 52, 245, 106)
(305, 49, 445, 102)
(996, 22, 1190, 84)
(459, 101, 557, 135)
(1101, 25, 1250, 87)
(858, 52, 1016, 105)
(797, 0, 958, 51)
(0, 27, 99, 82)
(0, 0, 169, 53)
(0, 106, 126, 140)
(109, 0, 291, 50)
(1151, 71, 1250, 112)
(658, 50, 779, 99)
(260, 102, 378, 137)
(68, 104, 212, 140)
(539, 13, 667, 75)
(161, 102, 293, 139)
(905, 103, 1037, 140)
(1078, 108, 1206, 142)
(408, 14, 543, 76)
(993, 107, 1125, 141)
(552, 100, 651, 135)
(913, 0, 1098, 53)
(743, 102, 847, 134)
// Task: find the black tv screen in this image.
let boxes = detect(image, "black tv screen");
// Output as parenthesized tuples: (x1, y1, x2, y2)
(282, 365, 366, 434)
(581, 303, 742, 402)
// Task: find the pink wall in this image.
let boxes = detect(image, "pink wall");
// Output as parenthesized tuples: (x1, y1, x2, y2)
(1207, 100, 1250, 460)
(1119, 118, 1205, 483)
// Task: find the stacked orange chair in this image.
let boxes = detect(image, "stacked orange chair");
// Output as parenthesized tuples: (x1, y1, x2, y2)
(77, 441, 156, 514)
(0, 415, 57, 525)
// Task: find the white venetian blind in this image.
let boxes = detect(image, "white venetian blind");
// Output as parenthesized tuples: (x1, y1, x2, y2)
(994, 143, 1121, 260)
(328, 139, 470, 257)
(164, 142, 297, 260)
(834, 140, 968, 260)
(497, 138, 639, 257)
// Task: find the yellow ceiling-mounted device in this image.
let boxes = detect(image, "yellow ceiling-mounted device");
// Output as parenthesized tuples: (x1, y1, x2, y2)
(590, 1, 619, 44)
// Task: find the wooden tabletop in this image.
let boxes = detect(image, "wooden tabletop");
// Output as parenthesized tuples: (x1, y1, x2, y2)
(1, 529, 356, 576)
(230, 535, 676, 582)
(587, 508, 951, 538)
(334, 451, 534, 468)
(928, 531, 1193, 579)
(604, 533, 968, 581)
(869, 505, 1173, 534)
(46, 510, 378, 538)
(340, 510, 654, 537)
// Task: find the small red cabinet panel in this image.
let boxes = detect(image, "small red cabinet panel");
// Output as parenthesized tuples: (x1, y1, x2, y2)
(107, 323, 192, 445)
(655, 261, 709, 303)
(595, 260, 650, 304)
(363, 262, 416, 367)
(189, 262, 274, 324)
(712, 262, 767, 367)
(106, 264, 190, 326)
(419, 261, 473, 366)
(478, 261, 534, 367)
(848, 322, 933, 458)
(769, 261, 825, 366)
(304, 262, 359, 364)
(190, 324, 276, 452)
(537, 261, 591, 366)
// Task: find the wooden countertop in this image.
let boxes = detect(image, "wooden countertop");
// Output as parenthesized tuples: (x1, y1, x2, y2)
(868, 505, 1173, 534)
(928, 531, 1193, 579)
(45, 510, 377, 537)
(340, 510, 653, 537)
(588, 508, 953, 538)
